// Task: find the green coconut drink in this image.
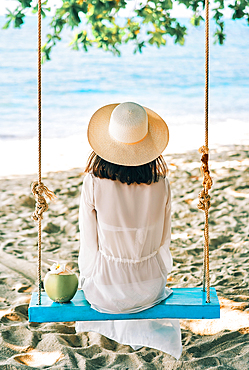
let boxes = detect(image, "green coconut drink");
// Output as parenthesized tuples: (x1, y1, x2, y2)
(44, 261, 78, 303)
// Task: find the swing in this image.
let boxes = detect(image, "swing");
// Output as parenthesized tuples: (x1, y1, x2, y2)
(28, 0, 220, 323)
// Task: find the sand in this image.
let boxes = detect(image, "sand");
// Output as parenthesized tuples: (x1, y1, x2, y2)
(0, 145, 249, 369)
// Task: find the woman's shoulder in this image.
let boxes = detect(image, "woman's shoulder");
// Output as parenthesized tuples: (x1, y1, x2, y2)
(83, 172, 94, 184)
(164, 176, 170, 187)
(153, 176, 170, 188)
(83, 173, 111, 190)
(82, 173, 97, 193)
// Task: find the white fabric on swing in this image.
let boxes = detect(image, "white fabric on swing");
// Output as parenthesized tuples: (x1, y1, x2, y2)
(76, 318, 182, 359)
(77, 174, 182, 358)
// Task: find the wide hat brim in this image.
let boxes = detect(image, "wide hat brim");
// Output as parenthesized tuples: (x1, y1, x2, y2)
(87, 103, 169, 166)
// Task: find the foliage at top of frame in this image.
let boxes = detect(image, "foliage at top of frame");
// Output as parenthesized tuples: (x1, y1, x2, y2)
(3, 0, 249, 61)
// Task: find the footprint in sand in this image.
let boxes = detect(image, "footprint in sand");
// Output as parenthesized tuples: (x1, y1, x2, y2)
(13, 350, 64, 367)
(0, 304, 29, 323)
(15, 283, 32, 293)
(0, 312, 24, 323)
(18, 195, 36, 208)
(43, 222, 61, 234)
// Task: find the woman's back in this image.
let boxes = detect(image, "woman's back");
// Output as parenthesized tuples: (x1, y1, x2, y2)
(79, 173, 173, 313)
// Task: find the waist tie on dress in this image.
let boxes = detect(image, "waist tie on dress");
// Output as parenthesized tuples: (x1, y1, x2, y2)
(99, 248, 160, 264)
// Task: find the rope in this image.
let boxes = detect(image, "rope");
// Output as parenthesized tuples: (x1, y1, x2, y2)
(37, 0, 42, 306)
(31, 0, 55, 305)
(197, 0, 212, 303)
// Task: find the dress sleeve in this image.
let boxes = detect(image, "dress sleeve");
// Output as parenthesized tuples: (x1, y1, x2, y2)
(78, 173, 98, 286)
(159, 177, 173, 273)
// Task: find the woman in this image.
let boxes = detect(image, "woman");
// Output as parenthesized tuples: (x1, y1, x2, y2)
(76, 102, 182, 359)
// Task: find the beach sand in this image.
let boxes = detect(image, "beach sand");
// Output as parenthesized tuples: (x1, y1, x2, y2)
(0, 145, 249, 369)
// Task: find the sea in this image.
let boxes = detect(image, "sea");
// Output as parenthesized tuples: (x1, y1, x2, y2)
(0, 15, 249, 176)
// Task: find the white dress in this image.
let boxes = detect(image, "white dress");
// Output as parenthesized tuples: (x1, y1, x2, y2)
(76, 173, 182, 359)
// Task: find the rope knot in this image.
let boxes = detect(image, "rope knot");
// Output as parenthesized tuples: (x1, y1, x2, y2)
(197, 189, 211, 211)
(198, 145, 209, 155)
(197, 146, 212, 211)
(31, 181, 56, 221)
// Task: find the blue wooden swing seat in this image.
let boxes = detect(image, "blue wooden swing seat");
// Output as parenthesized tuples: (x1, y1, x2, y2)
(28, 287, 220, 323)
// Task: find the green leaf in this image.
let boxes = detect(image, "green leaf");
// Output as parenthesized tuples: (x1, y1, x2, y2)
(190, 14, 204, 26)
(2, 19, 12, 30)
(19, 0, 32, 8)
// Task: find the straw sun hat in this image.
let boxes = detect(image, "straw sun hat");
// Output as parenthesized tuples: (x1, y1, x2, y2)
(87, 102, 169, 166)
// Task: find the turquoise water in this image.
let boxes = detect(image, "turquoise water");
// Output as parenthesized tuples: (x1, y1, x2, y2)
(0, 16, 249, 139)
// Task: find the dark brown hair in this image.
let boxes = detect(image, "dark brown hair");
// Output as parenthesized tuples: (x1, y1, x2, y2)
(85, 151, 168, 185)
